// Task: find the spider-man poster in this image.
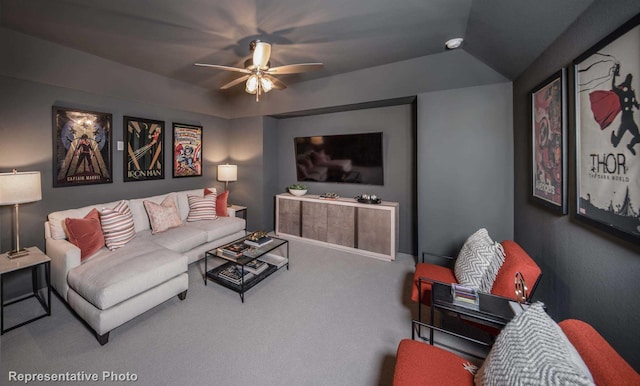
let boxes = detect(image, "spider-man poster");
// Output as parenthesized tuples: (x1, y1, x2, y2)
(531, 69, 566, 213)
(53, 106, 112, 187)
(574, 14, 640, 244)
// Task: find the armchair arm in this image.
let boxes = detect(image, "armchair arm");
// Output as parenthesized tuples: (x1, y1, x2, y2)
(45, 237, 81, 301)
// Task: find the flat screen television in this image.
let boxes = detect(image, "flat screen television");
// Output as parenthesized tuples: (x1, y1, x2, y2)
(294, 132, 383, 185)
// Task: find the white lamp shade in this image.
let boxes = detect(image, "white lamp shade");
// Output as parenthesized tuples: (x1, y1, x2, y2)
(0, 171, 42, 205)
(217, 164, 237, 182)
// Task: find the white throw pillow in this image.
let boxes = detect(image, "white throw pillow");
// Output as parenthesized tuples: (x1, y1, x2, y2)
(475, 302, 595, 385)
(454, 228, 505, 292)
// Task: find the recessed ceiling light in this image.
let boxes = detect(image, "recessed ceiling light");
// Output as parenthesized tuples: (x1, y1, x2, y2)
(445, 38, 464, 50)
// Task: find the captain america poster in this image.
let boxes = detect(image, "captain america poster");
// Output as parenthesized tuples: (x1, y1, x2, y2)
(574, 14, 640, 244)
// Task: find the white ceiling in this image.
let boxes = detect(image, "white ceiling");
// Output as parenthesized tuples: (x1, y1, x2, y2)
(0, 0, 594, 94)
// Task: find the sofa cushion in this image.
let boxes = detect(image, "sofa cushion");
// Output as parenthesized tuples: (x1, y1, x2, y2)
(99, 201, 136, 250)
(186, 193, 217, 221)
(177, 188, 212, 220)
(184, 217, 246, 243)
(475, 302, 594, 386)
(146, 226, 209, 253)
(454, 228, 505, 292)
(64, 208, 105, 260)
(67, 239, 187, 310)
(144, 195, 183, 234)
(393, 339, 474, 386)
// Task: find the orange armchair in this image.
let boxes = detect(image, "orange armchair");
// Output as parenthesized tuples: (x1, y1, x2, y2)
(412, 240, 542, 307)
(393, 319, 640, 386)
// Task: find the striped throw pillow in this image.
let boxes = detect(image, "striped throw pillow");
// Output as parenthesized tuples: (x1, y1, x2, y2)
(99, 200, 136, 250)
(187, 193, 217, 222)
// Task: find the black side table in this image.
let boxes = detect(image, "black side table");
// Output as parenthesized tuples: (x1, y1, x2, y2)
(0, 247, 51, 334)
(420, 281, 517, 347)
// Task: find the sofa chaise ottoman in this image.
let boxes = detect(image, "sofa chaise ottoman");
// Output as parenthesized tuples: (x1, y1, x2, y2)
(45, 188, 246, 344)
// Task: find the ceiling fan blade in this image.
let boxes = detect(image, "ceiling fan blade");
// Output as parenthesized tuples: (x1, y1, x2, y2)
(266, 63, 324, 75)
(253, 42, 271, 70)
(220, 75, 250, 90)
(194, 63, 251, 74)
(265, 75, 287, 90)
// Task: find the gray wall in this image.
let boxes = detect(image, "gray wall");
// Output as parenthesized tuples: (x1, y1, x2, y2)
(0, 75, 230, 256)
(418, 83, 514, 257)
(227, 116, 280, 232)
(513, 0, 640, 369)
(275, 104, 416, 254)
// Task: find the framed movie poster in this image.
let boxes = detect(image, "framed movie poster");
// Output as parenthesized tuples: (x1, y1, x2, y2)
(124, 116, 164, 182)
(172, 123, 202, 178)
(52, 106, 112, 187)
(531, 69, 567, 214)
(574, 13, 640, 244)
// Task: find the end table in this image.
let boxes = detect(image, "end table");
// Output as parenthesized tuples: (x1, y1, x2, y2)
(229, 205, 247, 220)
(0, 246, 51, 334)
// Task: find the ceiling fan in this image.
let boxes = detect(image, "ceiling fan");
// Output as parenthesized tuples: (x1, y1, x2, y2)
(195, 40, 323, 102)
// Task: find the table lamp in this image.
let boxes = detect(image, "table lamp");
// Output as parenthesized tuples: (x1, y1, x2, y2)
(0, 170, 42, 258)
(217, 164, 237, 206)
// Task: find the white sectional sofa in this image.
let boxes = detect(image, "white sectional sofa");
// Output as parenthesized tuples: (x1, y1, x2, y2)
(45, 188, 246, 345)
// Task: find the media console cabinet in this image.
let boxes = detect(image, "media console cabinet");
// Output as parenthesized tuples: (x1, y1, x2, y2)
(275, 193, 399, 261)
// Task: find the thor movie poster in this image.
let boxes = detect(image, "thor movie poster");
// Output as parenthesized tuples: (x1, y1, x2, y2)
(575, 20, 640, 241)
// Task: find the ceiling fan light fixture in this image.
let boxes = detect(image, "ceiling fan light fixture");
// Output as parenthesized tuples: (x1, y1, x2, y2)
(260, 76, 273, 92)
(445, 38, 464, 50)
(252, 41, 271, 70)
(245, 74, 259, 94)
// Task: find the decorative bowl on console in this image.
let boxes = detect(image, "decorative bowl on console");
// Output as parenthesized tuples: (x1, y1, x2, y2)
(288, 184, 308, 196)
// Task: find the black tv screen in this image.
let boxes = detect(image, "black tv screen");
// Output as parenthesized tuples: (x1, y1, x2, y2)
(294, 132, 383, 185)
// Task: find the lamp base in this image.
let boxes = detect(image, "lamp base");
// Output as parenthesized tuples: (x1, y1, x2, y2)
(8, 248, 29, 259)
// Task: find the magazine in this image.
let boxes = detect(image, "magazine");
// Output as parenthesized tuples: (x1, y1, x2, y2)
(218, 265, 254, 285)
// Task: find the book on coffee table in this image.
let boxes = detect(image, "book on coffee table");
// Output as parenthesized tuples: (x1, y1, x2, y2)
(243, 260, 269, 275)
(218, 265, 254, 285)
(218, 241, 251, 258)
(244, 236, 273, 247)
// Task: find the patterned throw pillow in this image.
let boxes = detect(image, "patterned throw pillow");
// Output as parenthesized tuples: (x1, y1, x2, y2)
(475, 302, 595, 386)
(187, 193, 217, 222)
(144, 195, 183, 233)
(64, 208, 105, 259)
(99, 200, 136, 250)
(454, 228, 505, 292)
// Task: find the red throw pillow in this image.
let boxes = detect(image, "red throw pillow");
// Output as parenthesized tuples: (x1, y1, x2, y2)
(216, 190, 229, 217)
(64, 208, 105, 260)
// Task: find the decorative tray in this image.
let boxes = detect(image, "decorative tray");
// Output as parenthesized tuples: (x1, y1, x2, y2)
(355, 196, 381, 204)
(319, 192, 340, 200)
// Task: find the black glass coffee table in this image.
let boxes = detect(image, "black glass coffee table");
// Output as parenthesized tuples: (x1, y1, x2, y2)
(419, 281, 520, 347)
(204, 234, 289, 302)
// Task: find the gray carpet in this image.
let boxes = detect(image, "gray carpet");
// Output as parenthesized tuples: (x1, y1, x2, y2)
(0, 239, 485, 385)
